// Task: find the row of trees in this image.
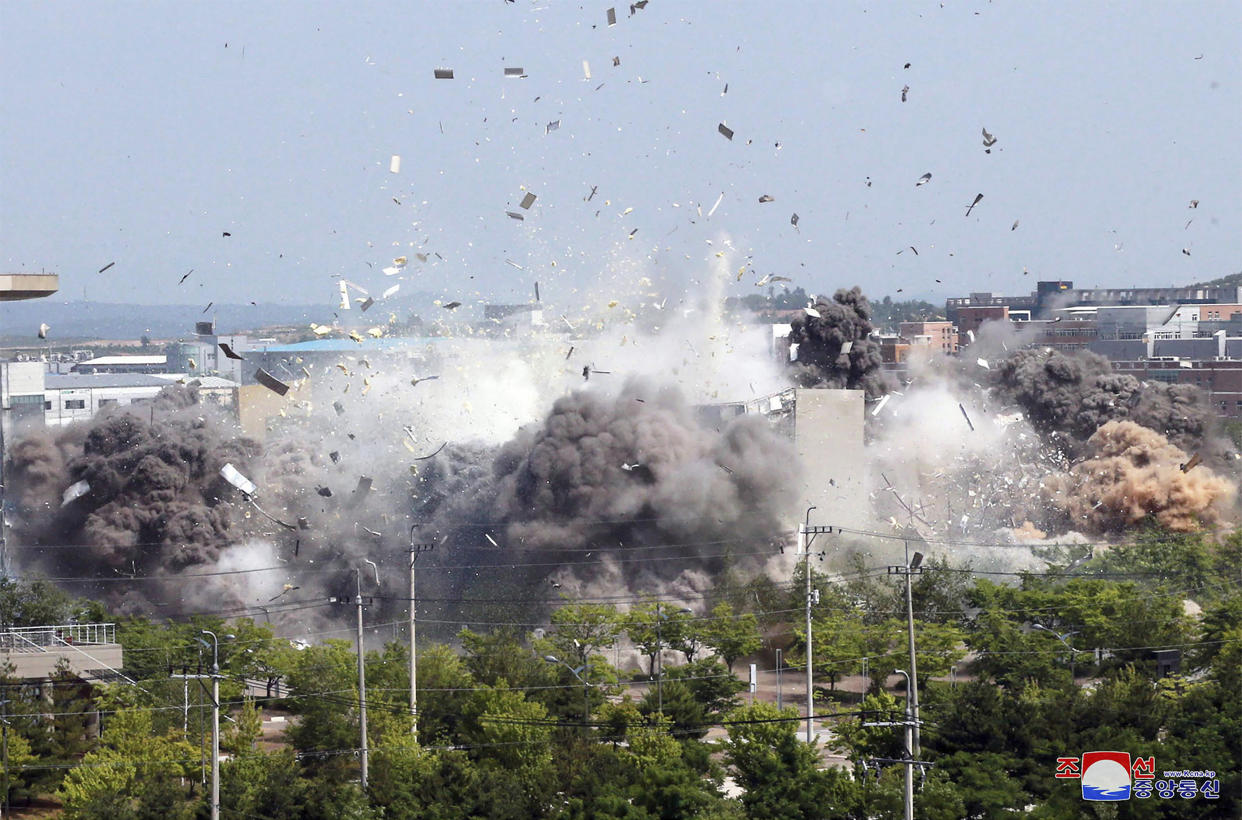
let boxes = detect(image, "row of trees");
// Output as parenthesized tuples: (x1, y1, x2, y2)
(0, 528, 1237, 817)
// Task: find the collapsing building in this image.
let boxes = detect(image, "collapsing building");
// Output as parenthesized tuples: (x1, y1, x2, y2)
(699, 387, 867, 533)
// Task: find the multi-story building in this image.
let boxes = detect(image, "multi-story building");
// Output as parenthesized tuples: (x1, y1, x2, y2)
(899, 321, 958, 355)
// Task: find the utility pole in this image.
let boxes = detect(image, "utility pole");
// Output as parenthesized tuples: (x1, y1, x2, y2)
(200, 630, 222, 820)
(863, 669, 933, 820)
(889, 546, 923, 757)
(655, 601, 663, 714)
(800, 508, 833, 745)
(355, 566, 370, 789)
(408, 528, 433, 741)
(776, 648, 783, 711)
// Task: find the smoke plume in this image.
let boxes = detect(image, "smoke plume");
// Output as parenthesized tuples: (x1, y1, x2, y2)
(1043, 420, 1235, 533)
(787, 287, 888, 397)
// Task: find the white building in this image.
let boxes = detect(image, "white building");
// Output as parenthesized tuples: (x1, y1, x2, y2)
(40, 373, 239, 427)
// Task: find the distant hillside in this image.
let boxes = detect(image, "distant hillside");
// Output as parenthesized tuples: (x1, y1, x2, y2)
(0, 293, 442, 342)
(1189, 271, 1242, 288)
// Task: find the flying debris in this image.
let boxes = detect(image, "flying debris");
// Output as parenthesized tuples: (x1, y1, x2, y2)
(269, 584, 300, 602)
(707, 192, 724, 218)
(503, 67, 525, 78)
(218, 343, 243, 360)
(1182, 249, 1191, 256)
(606, 7, 616, 25)
(179, 269, 194, 285)
(410, 375, 440, 387)
(916, 173, 932, 186)
(804, 307, 821, 318)
(254, 369, 291, 396)
(382, 284, 400, 299)
(202, 302, 213, 313)
(982, 127, 997, 147)
(317, 486, 333, 497)
(413, 441, 447, 461)
(38, 323, 50, 339)
(98, 261, 116, 273)
(754, 274, 792, 287)
(545, 120, 560, 134)
(758, 194, 774, 203)
(585, 185, 598, 201)
(790, 213, 799, 228)
(901, 84, 909, 102)
(1012, 220, 1020, 231)
(871, 394, 891, 417)
(1189, 200, 1199, 208)
(222, 231, 231, 237)
(959, 403, 976, 431)
(965, 193, 984, 216)
(220, 463, 258, 496)
(717, 123, 734, 140)
(506, 211, 525, 221)
(520, 192, 537, 209)
(582, 60, 591, 80)
(61, 480, 90, 507)
(333, 401, 345, 416)
(434, 68, 454, 79)
(389, 155, 401, 173)
(1181, 452, 1204, 473)
(442, 301, 462, 310)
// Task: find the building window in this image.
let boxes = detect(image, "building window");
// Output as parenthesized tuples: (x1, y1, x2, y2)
(44, 401, 52, 410)
(65, 399, 86, 410)
(99, 399, 117, 406)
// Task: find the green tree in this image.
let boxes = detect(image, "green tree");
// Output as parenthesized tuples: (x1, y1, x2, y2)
(58, 709, 197, 820)
(545, 602, 625, 670)
(701, 603, 760, 673)
(220, 748, 309, 820)
(724, 702, 860, 819)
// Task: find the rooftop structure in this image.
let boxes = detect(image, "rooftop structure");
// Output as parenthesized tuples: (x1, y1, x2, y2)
(0, 622, 125, 680)
(0, 273, 59, 301)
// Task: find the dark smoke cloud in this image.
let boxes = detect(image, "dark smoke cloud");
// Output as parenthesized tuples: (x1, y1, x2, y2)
(989, 348, 1223, 460)
(787, 287, 888, 397)
(7, 372, 800, 628)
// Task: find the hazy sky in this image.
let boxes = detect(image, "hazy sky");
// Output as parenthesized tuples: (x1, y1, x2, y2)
(2, 1, 1239, 309)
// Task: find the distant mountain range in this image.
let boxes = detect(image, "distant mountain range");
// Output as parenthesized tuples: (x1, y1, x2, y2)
(0, 293, 443, 342)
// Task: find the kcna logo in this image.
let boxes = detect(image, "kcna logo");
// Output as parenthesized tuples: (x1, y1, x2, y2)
(1056, 752, 1220, 801)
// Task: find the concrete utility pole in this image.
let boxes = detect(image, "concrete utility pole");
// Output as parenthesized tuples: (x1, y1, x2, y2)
(889, 545, 923, 757)
(800, 508, 833, 745)
(408, 527, 434, 741)
(895, 669, 914, 820)
(355, 566, 370, 789)
(200, 630, 222, 820)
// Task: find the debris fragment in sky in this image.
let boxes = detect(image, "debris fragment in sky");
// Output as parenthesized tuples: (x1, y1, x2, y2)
(255, 369, 291, 396)
(485, 533, 499, 547)
(613, 56, 621, 66)
(382, 284, 400, 299)
(506, 211, 525, 221)
(758, 194, 774, 203)
(1181, 452, 1203, 473)
(901, 84, 909, 102)
(582, 60, 591, 80)
(841, 341, 853, 354)
(317, 486, 333, 497)
(791, 213, 799, 228)
(338, 282, 351, 310)
(218, 342, 244, 360)
(520, 192, 537, 209)
(534, 281, 540, 301)
(717, 123, 734, 140)
(359, 297, 375, 312)
(959, 403, 975, 431)
(754, 274, 792, 286)
(503, 67, 525, 78)
(333, 401, 345, 416)
(965, 193, 984, 216)
(179, 269, 194, 284)
(545, 120, 560, 133)
(389, 155, 401, 173)
(434, 68, 454, 79)
(414, 441, 447, 460)
(1012, 220, 1020, 231)
(977, 358, 990, 369)
(871, 394, 891, 417)
(98, 261, 115, 273)
(220, 463, 258, 496)
(61, 480, 90, 507)
(351, 476, 373, 505)
(707, 192, 724, 218)
(38, 323, 50, 339)
(916, 173, 932, 186)
(329, 451, 341, 463)
(410, 374, 440, 387)
(606, 7, 616, 25)
(1189, 199, 1199, 208)
(1182, 248, 1191, 256)
(442, 301, 462, 310)
(804, 307, 821, 318)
